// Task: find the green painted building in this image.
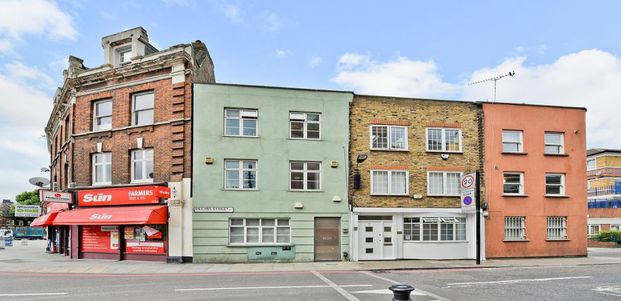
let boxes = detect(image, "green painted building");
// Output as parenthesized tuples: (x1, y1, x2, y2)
(192, 83, 353, 263)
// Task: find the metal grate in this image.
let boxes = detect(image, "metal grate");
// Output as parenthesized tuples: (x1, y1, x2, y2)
(505, 216, 526, 240)
(547, 216, 567, 240)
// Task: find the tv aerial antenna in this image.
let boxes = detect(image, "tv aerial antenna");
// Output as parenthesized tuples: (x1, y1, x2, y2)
(468, 71, 515, 102)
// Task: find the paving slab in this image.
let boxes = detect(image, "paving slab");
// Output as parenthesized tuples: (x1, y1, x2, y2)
(2, 240, 621, 274)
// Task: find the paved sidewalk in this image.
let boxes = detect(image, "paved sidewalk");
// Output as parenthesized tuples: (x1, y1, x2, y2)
(2, 240, 621, 274)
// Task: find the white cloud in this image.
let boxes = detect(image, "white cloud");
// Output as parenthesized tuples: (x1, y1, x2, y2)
(0, 0, 76, 40)
(332, 49, 621, 148)
(309, 56, 322, 68)
(464, 49, 621, 148)
(332, 53, 459, 98)
(0, 61, 54, 201)
(275, 49, 287, 57)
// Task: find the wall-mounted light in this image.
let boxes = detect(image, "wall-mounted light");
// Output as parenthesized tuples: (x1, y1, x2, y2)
(353, 154, 368, 190)
(205, 157, 214, 164)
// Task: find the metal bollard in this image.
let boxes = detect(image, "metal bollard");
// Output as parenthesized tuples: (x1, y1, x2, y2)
(389, 284, 415, 301)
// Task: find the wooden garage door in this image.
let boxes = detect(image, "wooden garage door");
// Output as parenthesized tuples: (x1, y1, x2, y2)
(314, 217, 340, 261)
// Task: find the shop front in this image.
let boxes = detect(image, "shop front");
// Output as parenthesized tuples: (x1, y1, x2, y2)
(31, 202, 70, 255)
(53, 185, 170, 261)
(350, 208, 480, 261)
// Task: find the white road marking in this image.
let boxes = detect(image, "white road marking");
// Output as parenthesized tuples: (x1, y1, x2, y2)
(0, 293, 68, 297)
(311, 270, 360, 301)
(359, 271, 451, 301)
(351, 289, 395, 295)
(175, 284, 372, 292)
(593, 285, 621, 297)
(446, 276, 593, 288)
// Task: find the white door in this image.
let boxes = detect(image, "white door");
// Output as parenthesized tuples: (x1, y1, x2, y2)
(358, 221, 394, 260)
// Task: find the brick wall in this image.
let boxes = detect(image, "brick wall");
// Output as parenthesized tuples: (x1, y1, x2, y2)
(70, 73, 192, 187)
(350, 95, 482, 208)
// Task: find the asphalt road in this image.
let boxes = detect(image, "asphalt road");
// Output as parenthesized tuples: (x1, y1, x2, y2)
(2, 262, 621, 301)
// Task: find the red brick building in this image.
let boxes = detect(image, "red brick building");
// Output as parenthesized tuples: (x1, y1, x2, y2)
(44, 27, 214, 262)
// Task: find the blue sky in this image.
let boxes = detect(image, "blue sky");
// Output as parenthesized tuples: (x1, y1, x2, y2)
(1, 0, 621, 200)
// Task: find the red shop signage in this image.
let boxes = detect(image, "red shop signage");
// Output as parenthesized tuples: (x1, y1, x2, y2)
(78, 186, 171, 207)
(126, 241, 165, 254)
(80, 226, 119, 253)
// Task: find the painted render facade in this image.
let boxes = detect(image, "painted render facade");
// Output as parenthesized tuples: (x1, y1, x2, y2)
(483, 103, 587, 258)
(192, 83, 353, 263)
(349, 95, 483, 261)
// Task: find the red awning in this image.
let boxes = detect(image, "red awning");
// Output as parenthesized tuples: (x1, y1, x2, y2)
(32, 203, 70, 227)
(31, 212, 60, 227)
(53, 205, 168, 225)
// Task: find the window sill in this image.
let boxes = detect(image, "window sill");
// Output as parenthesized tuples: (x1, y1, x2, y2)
(227, 243, 293, 247)
(370, 194, 410, 197)
(288, 190, 323, 193)
(546, 239, 570, 241)
(545, 195, 570, 198)
(403, 240, 468, 243)
(224, 189, 259, 192)
(223, 135, 260, 139)
(502, 194, 528, 197)
(426, 150, 463, 154)
(370, 148, 409, 152)
(503, 239, 529, 242)
(131, 180, 154, 184)
(289, 138, 323, 141)
(544, 153, 568, 157)
(502, 152, 528, 155)
(427, 194, 461, 197)
(92, 182, 112, 186)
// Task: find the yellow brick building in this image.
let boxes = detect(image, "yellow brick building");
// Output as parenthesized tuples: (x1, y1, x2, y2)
(349, 95, 483, 260)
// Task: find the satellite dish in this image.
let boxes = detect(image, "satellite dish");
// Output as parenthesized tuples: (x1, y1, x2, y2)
(29, 177, 50, 187)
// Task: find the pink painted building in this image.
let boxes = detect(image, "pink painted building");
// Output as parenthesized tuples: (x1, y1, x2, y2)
(482, 102, 587, 258)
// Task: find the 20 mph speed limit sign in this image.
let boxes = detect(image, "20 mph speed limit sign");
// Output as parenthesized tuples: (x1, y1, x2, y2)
(461, 175, 475, 190)
(460, 173, 477, 212)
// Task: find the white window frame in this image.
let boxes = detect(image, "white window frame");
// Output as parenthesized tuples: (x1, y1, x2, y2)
(547, 216, 568, 240)
(289, 112, 321, 140)
(425, 128, 463, 153)
(504, 216, 526, 240)
(544, 132, 565, 154)
(502, 130, 524, 153)
(224, 159, 258, 190)
(427, 171, 462, 196)
(92, 152, 112, 186)
(224, 108, 259, 137)
(369, 125, 408, 151)
(131, 91, 154, 126)
(116, 45, 132, 65)
(370, 170, 409, 196)
(289, 161, 321, 191)
(587, 158, 596, 171)
(588, 224, 601, 238)
(503, 172, 525, 195)
(229, 218, 291, 245)
(545, 173, 565, 196)
(403, 216, 466, 241)
(92, 99, 112, 132)
(131, 149, 153, 183)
